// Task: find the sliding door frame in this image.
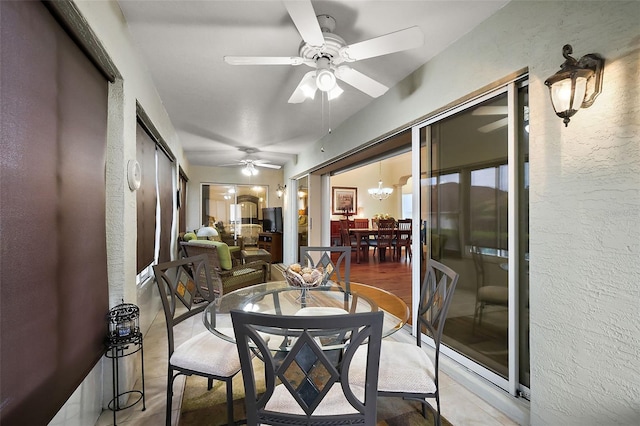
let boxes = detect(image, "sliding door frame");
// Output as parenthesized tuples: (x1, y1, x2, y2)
(410, 77, 528, 396)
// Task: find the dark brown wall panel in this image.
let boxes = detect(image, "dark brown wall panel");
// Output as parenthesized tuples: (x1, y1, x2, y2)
(0, 1, 109, 424)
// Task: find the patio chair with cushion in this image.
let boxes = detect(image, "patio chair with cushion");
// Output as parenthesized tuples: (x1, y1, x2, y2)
(231, 310, 384, 426)
(181, 241, 268, 294)
(152, 254, 240, 426)
(350, 259, 459, 426)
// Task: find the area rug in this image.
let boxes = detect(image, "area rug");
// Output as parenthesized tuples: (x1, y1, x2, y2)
(180, 358, 452, 425)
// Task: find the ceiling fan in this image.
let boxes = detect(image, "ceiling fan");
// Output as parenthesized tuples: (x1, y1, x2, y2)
(218, 148, 282, 175)
(223, 0, 424, 103)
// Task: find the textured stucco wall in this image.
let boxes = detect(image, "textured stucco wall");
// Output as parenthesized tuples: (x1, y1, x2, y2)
(286, 1, 640, 424)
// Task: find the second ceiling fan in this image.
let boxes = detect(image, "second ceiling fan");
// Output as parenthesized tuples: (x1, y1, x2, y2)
(224, 0, 424, 103)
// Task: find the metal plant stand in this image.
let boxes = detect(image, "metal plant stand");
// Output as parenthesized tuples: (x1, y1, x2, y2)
(105, 331, 146, 425)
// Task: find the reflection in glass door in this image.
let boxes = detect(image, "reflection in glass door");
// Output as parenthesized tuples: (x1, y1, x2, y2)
(417, 80, 529, 396)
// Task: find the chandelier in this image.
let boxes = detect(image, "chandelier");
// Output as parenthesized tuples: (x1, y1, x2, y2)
(368, 162, 393, 200)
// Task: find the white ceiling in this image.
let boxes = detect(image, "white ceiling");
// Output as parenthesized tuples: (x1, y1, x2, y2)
(117, 0, 509, 168)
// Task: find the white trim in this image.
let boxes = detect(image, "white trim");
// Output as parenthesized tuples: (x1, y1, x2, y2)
(507, 81, 520, 396)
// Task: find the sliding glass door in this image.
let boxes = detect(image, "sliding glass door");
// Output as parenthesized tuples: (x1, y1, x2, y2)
(415, 79, 529, 396)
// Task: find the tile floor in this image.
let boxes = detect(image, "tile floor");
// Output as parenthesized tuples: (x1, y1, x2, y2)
(95, 307, 523, 426)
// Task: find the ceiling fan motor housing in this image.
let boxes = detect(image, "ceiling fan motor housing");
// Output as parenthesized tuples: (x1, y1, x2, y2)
(298, 16, 348, 67)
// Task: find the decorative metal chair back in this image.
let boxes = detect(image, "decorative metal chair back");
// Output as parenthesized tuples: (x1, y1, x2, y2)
(231, 310, 384, 426)
(300, 246, 351, 292)
(153, 255, 241, 425)
(416, 259, 459, 353)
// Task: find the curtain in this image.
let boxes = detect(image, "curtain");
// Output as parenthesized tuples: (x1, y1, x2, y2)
(157, 147, 173, 263)
(136, 122, 156, 273)
(0, 1, 109, 424)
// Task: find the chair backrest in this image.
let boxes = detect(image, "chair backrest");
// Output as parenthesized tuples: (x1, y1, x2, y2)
(416, 259, 459, 353)
(376, 219, 396, 248)
(180, 242, 225, 296)
(231, 310, 383, 426)
(152, 254, 220, 357)
(396, 219, 412, 244)
(470, 244, 485, 288)
(299, 246, 351, 292)
(339, 219, 354, 247)
(353, 218, 369, 229)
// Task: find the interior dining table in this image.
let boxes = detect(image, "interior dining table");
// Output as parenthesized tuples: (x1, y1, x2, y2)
(203, 281, 410, 346)
(349, 228, 378, 263)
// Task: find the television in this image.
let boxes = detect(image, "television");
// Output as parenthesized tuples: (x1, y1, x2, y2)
(262, 207, 283, 233)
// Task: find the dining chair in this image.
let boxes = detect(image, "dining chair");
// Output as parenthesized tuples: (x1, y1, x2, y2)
(339, 219, 368, 260)
(152, 254, 241, 426)
(395, 219, 412, 261)
(369, 218, 396, 261)
(353, 218, 369, 229)
(350, 259, 459, 426)
(231, 309, 384, 426)
(471, 244, 508, 327)
(300, 246, 351, 292)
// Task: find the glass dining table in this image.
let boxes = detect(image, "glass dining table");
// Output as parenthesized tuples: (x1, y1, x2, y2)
(203, 281, 410, 345)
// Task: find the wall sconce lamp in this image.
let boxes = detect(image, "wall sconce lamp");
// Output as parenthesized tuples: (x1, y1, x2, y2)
(544, 44, 604, 127)
(276, 184, 286, 199)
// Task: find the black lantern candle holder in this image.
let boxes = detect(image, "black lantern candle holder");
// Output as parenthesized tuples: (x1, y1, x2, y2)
(107, 302, 140, 344)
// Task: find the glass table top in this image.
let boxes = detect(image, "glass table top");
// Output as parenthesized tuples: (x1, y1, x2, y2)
(203, 281, 409, 344)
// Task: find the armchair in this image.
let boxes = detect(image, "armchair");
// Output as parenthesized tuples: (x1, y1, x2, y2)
(181, 241, 268, 294)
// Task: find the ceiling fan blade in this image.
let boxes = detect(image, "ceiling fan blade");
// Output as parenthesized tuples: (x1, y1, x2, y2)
(340, 26, 424, 62)
(283, 0, 324, 47)
(254, 163, 282, 170)
(224, 56, 306, 66)
(335, 66, 388, 98)
(288, 71, 317, 104)
(478, 117, 508, 133)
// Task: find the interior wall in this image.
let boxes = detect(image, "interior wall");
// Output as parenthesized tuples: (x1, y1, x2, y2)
(285, 1, 640, 424)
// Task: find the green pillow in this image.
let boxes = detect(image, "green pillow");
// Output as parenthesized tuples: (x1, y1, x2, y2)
(183, 232, 197, 242)
(189, 240, 232, 270)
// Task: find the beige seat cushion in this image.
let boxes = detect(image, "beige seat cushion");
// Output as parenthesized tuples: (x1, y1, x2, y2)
(350, 340, 436, 394)
(265, 383, 364, 415)
(170, 331, 240, 377)
(478, 285, 508, 304)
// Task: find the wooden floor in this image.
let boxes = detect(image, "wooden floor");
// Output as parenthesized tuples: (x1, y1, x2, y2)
(348, 248, 417, 318)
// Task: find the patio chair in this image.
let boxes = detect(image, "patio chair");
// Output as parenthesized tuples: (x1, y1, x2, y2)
(181, 241, 268, 294)
(231, 310, 384, 426)
(152, 254, 240, 426)
(350, 259, 459, 426)
(471, 244, 508, 326)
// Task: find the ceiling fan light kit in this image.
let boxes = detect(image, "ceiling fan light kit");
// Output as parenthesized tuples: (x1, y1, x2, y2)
(224, 0, 424, 104)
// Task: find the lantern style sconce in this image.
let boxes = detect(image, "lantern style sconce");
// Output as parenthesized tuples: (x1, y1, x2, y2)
(276, 184, 286, 198)
(544, 44, 604, 127)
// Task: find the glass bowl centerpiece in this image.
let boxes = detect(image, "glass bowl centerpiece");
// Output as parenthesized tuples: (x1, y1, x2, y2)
(285, 263, 327, 288)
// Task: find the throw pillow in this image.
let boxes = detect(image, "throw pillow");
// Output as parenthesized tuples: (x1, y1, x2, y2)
(189, 240, 233, 270)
